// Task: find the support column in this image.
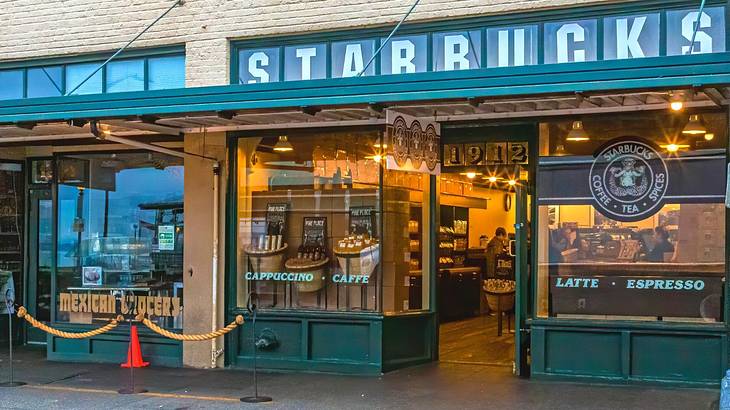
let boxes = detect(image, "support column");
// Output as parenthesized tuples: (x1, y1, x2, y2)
(182, 132, 227, 368)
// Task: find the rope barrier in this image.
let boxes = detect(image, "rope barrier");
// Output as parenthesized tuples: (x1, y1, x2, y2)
(140, 315, 244, 341)
(17, 307, 122, 339)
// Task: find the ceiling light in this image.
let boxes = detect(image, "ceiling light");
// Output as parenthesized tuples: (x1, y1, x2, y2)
(508, 179, 517, 186)
(486, 176, 498, 183)
(682, 115, 706, 135)
(369, 154, 382, 163)
(705, 133, 715, 141)
(660, 143, 690, 153)
(273, 135, 294, 152)
(460, 171, 482, 179)
(566, 121, 589, 142)
(669, 93, 684, 111)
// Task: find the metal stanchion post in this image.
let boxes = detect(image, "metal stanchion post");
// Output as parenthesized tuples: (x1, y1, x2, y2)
(0, 291, 25, 387)
(241, 292, 272, 403)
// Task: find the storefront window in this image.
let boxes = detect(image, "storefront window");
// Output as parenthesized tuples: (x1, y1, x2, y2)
(55, 153, 184, 328)
(536, 112, 727, 323)
(235, 130, 430, 313)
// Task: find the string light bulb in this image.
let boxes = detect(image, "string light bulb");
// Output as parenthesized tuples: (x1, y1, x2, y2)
(669, 93, 684, 111)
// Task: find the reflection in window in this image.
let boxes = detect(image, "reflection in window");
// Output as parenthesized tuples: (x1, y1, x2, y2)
(0, 70, 24, 100)
(66, 63, 103, 95)
(235, 132, 429, 313)
(27, 66, 63, 98)
(148, 55, 185, 90)
(56, 153, 184, 328)
(536, 112, 727, 323)
(106, 59, 145, 93)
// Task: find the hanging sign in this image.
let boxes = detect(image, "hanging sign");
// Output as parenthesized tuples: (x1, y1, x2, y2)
(385, 111, 440, 175)
(238, 6, 725, 83)
(158, 225, 176, 251)
(0, 271, 15, 315)
(444, 142, 529, 167)
(589, 138, 668, 222)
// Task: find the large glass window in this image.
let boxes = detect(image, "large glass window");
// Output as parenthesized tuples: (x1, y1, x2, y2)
(235, 131, 430, 313)
(106, 59, 145, 93)
(55, 153, 184, 328)
(0, 70, 24, 100)
(27, 66, 63, 98)
(1, 52, 184, 99)
(536, 112, 727, 323)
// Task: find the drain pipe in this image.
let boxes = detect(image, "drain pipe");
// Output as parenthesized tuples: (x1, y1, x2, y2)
(211, 162, 222, 368)
(94, 123, 223, 368)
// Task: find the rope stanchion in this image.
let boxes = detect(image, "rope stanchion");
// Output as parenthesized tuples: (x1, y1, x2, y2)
(140, 315, 244, 341)
(17, 307, 122, 339)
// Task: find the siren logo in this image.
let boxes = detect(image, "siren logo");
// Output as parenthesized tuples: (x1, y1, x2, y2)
(589, 138, 668, 222)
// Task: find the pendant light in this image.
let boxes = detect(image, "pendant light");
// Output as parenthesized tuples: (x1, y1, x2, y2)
(682, 115, 706, 135)
(566, 121, 590, 142)
(273, 135, 294, 152)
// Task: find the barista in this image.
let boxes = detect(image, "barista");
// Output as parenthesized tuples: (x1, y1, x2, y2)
(486, 227, 507, 278)
(646, 226, 674, 262)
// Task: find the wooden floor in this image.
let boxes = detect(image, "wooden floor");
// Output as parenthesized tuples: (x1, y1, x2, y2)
(439, 314, 515, 366)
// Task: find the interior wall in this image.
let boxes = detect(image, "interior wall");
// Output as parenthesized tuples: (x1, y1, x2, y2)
(467, 189, 515, 247)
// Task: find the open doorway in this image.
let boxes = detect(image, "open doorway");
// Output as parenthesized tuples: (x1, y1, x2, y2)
(437, 148, 530, 368)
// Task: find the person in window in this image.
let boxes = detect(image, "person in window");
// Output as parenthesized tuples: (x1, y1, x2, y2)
(549, 225, 579, 263)
(486, 227, 507, 278)
(646, 226, 674, 262)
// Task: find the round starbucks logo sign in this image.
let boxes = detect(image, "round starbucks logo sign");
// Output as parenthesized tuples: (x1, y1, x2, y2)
(589, 138, 668, 222)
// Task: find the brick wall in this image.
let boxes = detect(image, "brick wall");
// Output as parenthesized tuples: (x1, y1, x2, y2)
(1, 0, 621, 87)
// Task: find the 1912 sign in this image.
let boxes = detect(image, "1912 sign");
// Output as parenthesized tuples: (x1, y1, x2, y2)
(444, 142, 528, 167)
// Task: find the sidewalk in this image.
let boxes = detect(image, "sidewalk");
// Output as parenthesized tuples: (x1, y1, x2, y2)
(0, 346, 719, 409)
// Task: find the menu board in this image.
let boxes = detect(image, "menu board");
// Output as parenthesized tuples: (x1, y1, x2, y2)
(266, 203, 288, 236)
(302, 217, 327, 248)
(550, 275, 723, 320)
(349, 206, 376, 236)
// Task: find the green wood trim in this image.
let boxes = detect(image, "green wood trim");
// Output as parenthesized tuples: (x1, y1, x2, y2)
(529, 318, 726, 333)
(2, 53, 730, 124)
(531, 371, 721, 388)
(224, 136, 239, 366)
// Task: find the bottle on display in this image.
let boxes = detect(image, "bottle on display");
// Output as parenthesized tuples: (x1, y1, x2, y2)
(297, 244, 304, 259)
(314, 245, 321, 261)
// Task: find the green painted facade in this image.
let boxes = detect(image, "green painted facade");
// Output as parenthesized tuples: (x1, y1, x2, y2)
(0, 0, 727, 386)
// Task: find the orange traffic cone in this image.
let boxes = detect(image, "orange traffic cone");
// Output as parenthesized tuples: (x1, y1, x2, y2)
(121, 325, 149, 368)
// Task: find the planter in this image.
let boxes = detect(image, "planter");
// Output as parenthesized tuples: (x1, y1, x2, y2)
(244, 243, 288, 273)
(484, 279, 515, 312)
(284, 257, 329, 292)
(335, 243, 380, 278)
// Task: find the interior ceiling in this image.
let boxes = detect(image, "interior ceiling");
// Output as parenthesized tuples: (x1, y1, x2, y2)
(0, 88, 727, 144)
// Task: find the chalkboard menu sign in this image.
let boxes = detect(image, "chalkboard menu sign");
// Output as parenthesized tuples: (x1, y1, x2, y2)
(266, 203, 288, 236)
(303, 217, 327, 248)
(550, 275, 723, 320)
(349, 206, 376, 236)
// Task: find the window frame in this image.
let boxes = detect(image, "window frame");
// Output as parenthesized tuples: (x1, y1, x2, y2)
(0, 46, 185, 100)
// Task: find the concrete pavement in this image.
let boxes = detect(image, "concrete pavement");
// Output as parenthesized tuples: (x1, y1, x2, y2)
(0, 347, 719, 409)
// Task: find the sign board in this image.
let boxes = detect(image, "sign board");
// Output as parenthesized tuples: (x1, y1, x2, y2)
(266, 203, 288, 236)
(158, 225, 176, 251)
(302, 217, 327, 248)
(589, 138, 668, 222)
(238, 6, 726, 83)
(58, 292, 182, 318)
(349, 206, 376, 236)
(0, 271, 15, 314)
(385, 111, 440, 175)
(444, 142, 529, 167)
(550, 275, 722, 320)
(82, 266, 103, 286)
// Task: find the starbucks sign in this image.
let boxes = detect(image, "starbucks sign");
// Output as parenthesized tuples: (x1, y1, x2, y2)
(589, 138, 668, 222)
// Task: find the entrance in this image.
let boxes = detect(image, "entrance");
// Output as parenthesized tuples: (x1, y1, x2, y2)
(437, 125, 534, 375)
